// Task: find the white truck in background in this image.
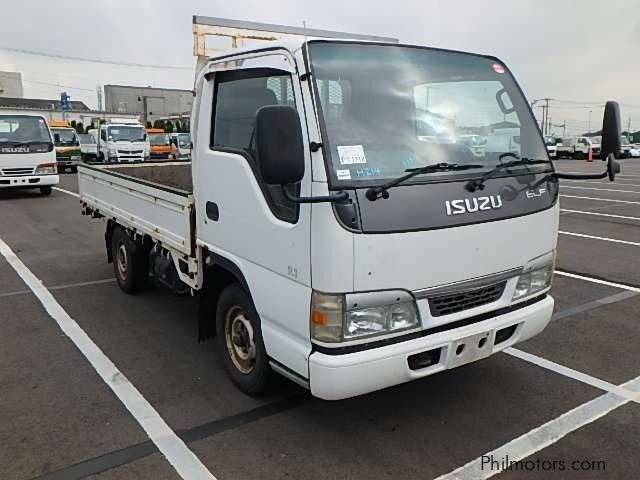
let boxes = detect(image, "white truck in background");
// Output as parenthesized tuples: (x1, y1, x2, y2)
(556, 136, 596, 159)
(0, 113, 59, 195)
(89, 118, 150, 163)
(77, 17, 622, 400)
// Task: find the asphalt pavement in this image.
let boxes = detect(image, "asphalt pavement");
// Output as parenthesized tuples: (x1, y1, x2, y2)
(1, 159, 638, 480)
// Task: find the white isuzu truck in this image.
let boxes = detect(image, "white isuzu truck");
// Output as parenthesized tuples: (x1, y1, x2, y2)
(89, 118, 150, 163)
(1, 113, 59, 195)
(77, 18, 622, 400)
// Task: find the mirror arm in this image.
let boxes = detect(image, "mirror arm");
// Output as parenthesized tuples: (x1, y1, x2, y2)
(553, 171, 608, 180)
(283, 187, 349, 204)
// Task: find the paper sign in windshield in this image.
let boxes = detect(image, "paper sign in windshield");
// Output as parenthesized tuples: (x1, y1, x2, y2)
(336, 169, 351, 180)
(337, 145, 367, 165)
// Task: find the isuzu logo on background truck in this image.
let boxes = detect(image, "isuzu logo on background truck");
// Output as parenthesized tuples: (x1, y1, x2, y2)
(77, 17, 622, 400)
(1, 113, 59, 196)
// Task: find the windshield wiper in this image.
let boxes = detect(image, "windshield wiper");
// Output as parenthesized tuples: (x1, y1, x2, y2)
(465, 155, 551, 192)
(365, 162, 484, 201)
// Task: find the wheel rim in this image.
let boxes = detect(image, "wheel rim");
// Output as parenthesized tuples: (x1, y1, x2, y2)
(224, 306, 256, 374)
(116, 243, 128, 280)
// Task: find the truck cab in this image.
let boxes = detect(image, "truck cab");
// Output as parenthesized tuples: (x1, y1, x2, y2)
(147, 128, 172, 160)
(78, 20, 622, 400)
(0, 114, 59, 195)
(95, 119, 149, 163)
(49, 121, 82, 173)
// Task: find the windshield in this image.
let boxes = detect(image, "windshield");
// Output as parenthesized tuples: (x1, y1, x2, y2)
(0, 115, 51, 144)
(51, 127, 78, 146)
(149, 132, 170, 146)
(621, 136, 630, 145)
(77, 133, 96, 144)
(177, 133, 191, 147)
(544, 136, 557, 146)
(108, 126, 146, 142)
(590, 136, 601, 145)
(308, 42, 548, 185)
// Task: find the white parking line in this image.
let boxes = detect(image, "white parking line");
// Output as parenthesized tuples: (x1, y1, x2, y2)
(0, 238, 216, 480)
(561, 185, 640, 194)
(565, 180, 640, 187)
(558, 231, 640, 246)
(554, 270, 640, 293)
(560, 209, 640, 221)
(53, 186, 79, 198)
(560, 194, 640, 205)
(505, 348, 639, 403)
(0, 277, 115, 298)
(434, 375, 640, 480)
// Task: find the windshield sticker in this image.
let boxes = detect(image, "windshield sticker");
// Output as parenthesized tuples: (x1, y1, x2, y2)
(336, 169, 351, 180)
(337, 145, 367, 165)
(492, 63, 505, 74)
(355, 167, 382, 178)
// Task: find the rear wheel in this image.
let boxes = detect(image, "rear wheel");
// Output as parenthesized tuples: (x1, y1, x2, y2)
(216, 284, 273, 396)
(111, 227, 148, 294)
(40, 186, 52, 196)
(574, 151, 585, 160)
(70, 165, 78, 173)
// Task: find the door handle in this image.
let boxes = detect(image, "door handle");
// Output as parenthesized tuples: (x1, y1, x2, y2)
(206, 201, 219, 221)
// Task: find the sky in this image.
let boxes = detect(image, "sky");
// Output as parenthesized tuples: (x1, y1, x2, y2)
(1, 0, 639, 136)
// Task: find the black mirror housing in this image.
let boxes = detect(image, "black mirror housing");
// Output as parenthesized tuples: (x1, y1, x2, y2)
(601, 101, 621, 160)
(255, 105, 305, 185)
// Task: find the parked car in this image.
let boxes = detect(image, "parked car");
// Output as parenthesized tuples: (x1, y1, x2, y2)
(77, 133, 98, 162)
(543, 135, 558, 159)
(49, 121, 81, 173)
(620, 135, 632, 158)
(169, 132, 191, 160)
(0, 113, 59, 195)
(628, 145, 640, 158)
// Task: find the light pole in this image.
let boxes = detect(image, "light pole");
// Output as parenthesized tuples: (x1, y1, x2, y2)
(588, 110, 592, 133)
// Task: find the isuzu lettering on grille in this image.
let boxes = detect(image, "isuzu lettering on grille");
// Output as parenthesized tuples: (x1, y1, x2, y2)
(445, 195, 503, 216)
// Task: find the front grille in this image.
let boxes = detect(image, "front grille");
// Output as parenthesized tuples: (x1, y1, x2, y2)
(118, 150, 143, 155)
(1, 167, 35, 176)
(428, 281, 506, 317)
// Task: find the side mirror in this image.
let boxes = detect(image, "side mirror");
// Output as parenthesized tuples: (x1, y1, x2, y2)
(108, 135, 114, 141)
(53, 133, 60, 144)
(255, 105, 304, 185)
(601, 101, 621, 160)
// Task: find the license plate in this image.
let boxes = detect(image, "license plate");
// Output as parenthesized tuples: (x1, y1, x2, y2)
(446, 331, 493, 369)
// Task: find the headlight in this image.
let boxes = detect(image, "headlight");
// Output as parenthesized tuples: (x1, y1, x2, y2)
(311, 290, 420, 342)
(35, 163, 57, 175)
(108, 148, 117, 156)
(513, 251, 555, 300)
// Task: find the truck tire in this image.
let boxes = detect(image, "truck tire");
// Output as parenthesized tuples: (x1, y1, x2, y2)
(70, 165, 78, 173)
(216, 284, 273, 396)
(40, 186, 52, 196)
(111, 227, 148, 294)
(574, 151, 585, 160)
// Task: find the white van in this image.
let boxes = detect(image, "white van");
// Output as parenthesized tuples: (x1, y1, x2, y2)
(0, 114, 59, 195)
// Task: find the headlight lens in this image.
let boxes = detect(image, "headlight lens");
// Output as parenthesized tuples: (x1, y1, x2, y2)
(311, 290, 420, 342)
(513, 251, 555, 300)
(35, 163, 57, 175)
(108, 148, 117, 156)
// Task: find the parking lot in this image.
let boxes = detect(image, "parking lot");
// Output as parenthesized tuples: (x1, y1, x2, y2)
(1, 158, 639, 480)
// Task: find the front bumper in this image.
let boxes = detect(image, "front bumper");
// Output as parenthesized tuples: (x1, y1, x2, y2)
(0, 175, 60, 189)
(57, 156, 81, 167)
(309, 295, 554, 400)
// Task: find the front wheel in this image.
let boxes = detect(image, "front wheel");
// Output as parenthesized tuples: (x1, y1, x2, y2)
(216, 284, 273, 396)
(111, 227, 148, 294)
(40, 186, 52, 196)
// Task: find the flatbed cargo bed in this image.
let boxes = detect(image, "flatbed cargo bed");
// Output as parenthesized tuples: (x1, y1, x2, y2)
(78, 162, 195, 256)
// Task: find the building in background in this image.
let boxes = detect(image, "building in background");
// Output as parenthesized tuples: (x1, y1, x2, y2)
(104, 85, 193, 125)
(0, 71, 24, 98)
(0, 96, 139, 128)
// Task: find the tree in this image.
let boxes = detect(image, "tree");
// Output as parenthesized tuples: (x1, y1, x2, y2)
(146, 121, 152, 129)
(153, 119, 164, 129)
(86, 122, 95, 133)
(75, 122, 84, 134)
(165, 121, 174, 133)
(70, 120, 77, 130)
(174, 120, 182, 133)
